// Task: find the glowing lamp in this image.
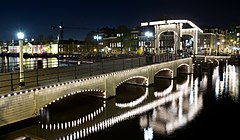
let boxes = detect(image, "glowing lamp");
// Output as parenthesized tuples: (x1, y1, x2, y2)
(17, 32, 24, 40)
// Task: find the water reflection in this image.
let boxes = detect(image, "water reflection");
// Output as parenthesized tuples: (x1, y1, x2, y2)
(0, 56, 59, 72)
(115, 88, 148, 108)
(55, 75, 201, 139)
(140, 75, 202, 136)
(40, 95, 106, 129)
(0, 56, 80, 72)
(215, 65, 239, 101)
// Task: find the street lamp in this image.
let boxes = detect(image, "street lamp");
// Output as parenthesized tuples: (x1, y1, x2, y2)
(94, 34, 102, 54)
(17, 32, 25, 87)
(145, 31, 153, 38)
(144, 31, 153, 54)
(217, 41, 220, 56)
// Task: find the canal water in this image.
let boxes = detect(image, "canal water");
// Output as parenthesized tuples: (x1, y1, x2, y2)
(0, 63, 239, 140)
(0, 56, 77, 73)
(0, 57, 59, 73)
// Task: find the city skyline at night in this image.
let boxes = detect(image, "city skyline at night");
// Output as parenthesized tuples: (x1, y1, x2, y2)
(1, 0, 239, 41)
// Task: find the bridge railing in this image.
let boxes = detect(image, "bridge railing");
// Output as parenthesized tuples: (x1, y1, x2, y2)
(0, 54, 184, 94)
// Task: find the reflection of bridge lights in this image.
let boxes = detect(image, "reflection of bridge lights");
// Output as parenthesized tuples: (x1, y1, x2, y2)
(215, 65, 239, 100)
(215, 76, 220, 98)
(154, 80, 173, 97)
(115, 88, 149, 108)
(165, 96, 203, 134)
(141, 74, 202, 135)
(176, 75, 190, 94)
(40, 100, 106, 130)
(57, 90, 199, 139)
(144, 128, 153, 140)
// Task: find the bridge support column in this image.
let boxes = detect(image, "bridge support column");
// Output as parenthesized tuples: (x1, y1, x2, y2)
(105, 98, 116, 118)
(33, 91, 39, 115)
(179, 23, 183, 51)
(193, 29, 198, 55)
(154, 26, 161, 55)
(147, 66, 154, 85)
(174, 23, 183, 54)
(172, 63, 177, 78)
(105, 75, 116, 98)
(189, 59, 193, 74)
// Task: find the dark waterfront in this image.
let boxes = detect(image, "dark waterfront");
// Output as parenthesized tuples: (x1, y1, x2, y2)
(0, 63, 239, 140)
(0, 56, 59, 73)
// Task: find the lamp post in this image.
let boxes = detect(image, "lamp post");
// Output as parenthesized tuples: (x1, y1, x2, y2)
(17, 32, 25, 87)
(217, 41, 220, 56)
(94, 34, 102, 54)
(145, 31, 153, 55)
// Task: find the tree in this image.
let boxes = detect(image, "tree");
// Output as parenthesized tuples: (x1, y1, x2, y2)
(84, 30, 97, 53)
(115, 25, 131, 54)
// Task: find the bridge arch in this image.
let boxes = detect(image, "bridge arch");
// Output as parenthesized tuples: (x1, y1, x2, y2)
(39, 89, 105, 110)
(177, 63, 191, 74)
(158, 30, 179, 38)
(115, 76, 148, 87)
(157, 29, 180, 54)
(213, 59, 219, 66)
(155, 68, 174, 79)
(141, 20, 203, 55)
(115, 88, 149, 108)
(154, 80, 173, 97)
(158, 31, 180, 54)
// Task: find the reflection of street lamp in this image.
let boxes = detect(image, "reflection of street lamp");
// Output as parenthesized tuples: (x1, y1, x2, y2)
(145, 31, 153, 54)
(94, 34, 102, 54)
(17, 32, 25, 87)
(217, 41, 220, 56)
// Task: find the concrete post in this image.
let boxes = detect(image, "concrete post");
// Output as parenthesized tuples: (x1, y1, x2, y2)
(155, 26, 160, 55)
(193, 29, 198, 55)
(147, 66, 154, 85)
(189, 58, 193, 74)
(172, 63, 177, 78)
(179, 23, 183, 51)
(105, 75, 116, 98)
(19, 39, 25, 87)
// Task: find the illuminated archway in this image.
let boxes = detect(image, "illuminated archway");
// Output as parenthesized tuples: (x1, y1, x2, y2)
(155, 68, 174, 79)
(141, 20, 203, 55)
(177, 63, 190, 74)
(116, 76, 149, 88)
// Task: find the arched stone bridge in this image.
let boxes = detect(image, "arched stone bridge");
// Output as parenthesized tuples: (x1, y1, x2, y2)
(0, 57, 192, 127)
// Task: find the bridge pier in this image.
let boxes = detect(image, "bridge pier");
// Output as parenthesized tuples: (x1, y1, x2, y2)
(105, 75, 116, 98)
(172, 63, 177, 78)
(148, 66, 155, 85)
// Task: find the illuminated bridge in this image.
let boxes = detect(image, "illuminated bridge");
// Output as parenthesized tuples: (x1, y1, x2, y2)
(0, 57, 193, 128)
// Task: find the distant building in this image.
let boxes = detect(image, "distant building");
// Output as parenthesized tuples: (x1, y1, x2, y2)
(235, 25, 240, 45)
(199, 33, 216, 55)
(57, 40, 85, 54)
(98, 26, 144, 55)
(199, 26, 228, 55)
(0, 41, 3, 53)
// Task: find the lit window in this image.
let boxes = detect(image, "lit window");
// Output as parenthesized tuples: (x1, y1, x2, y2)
(117, 42, 122, 47)
(139, 41, 144, 46)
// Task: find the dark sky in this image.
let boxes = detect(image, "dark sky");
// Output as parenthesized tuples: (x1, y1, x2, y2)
(0, 0, 239, 41)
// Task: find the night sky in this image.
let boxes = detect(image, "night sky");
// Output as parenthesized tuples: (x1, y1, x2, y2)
(1, 0, 239, 41)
